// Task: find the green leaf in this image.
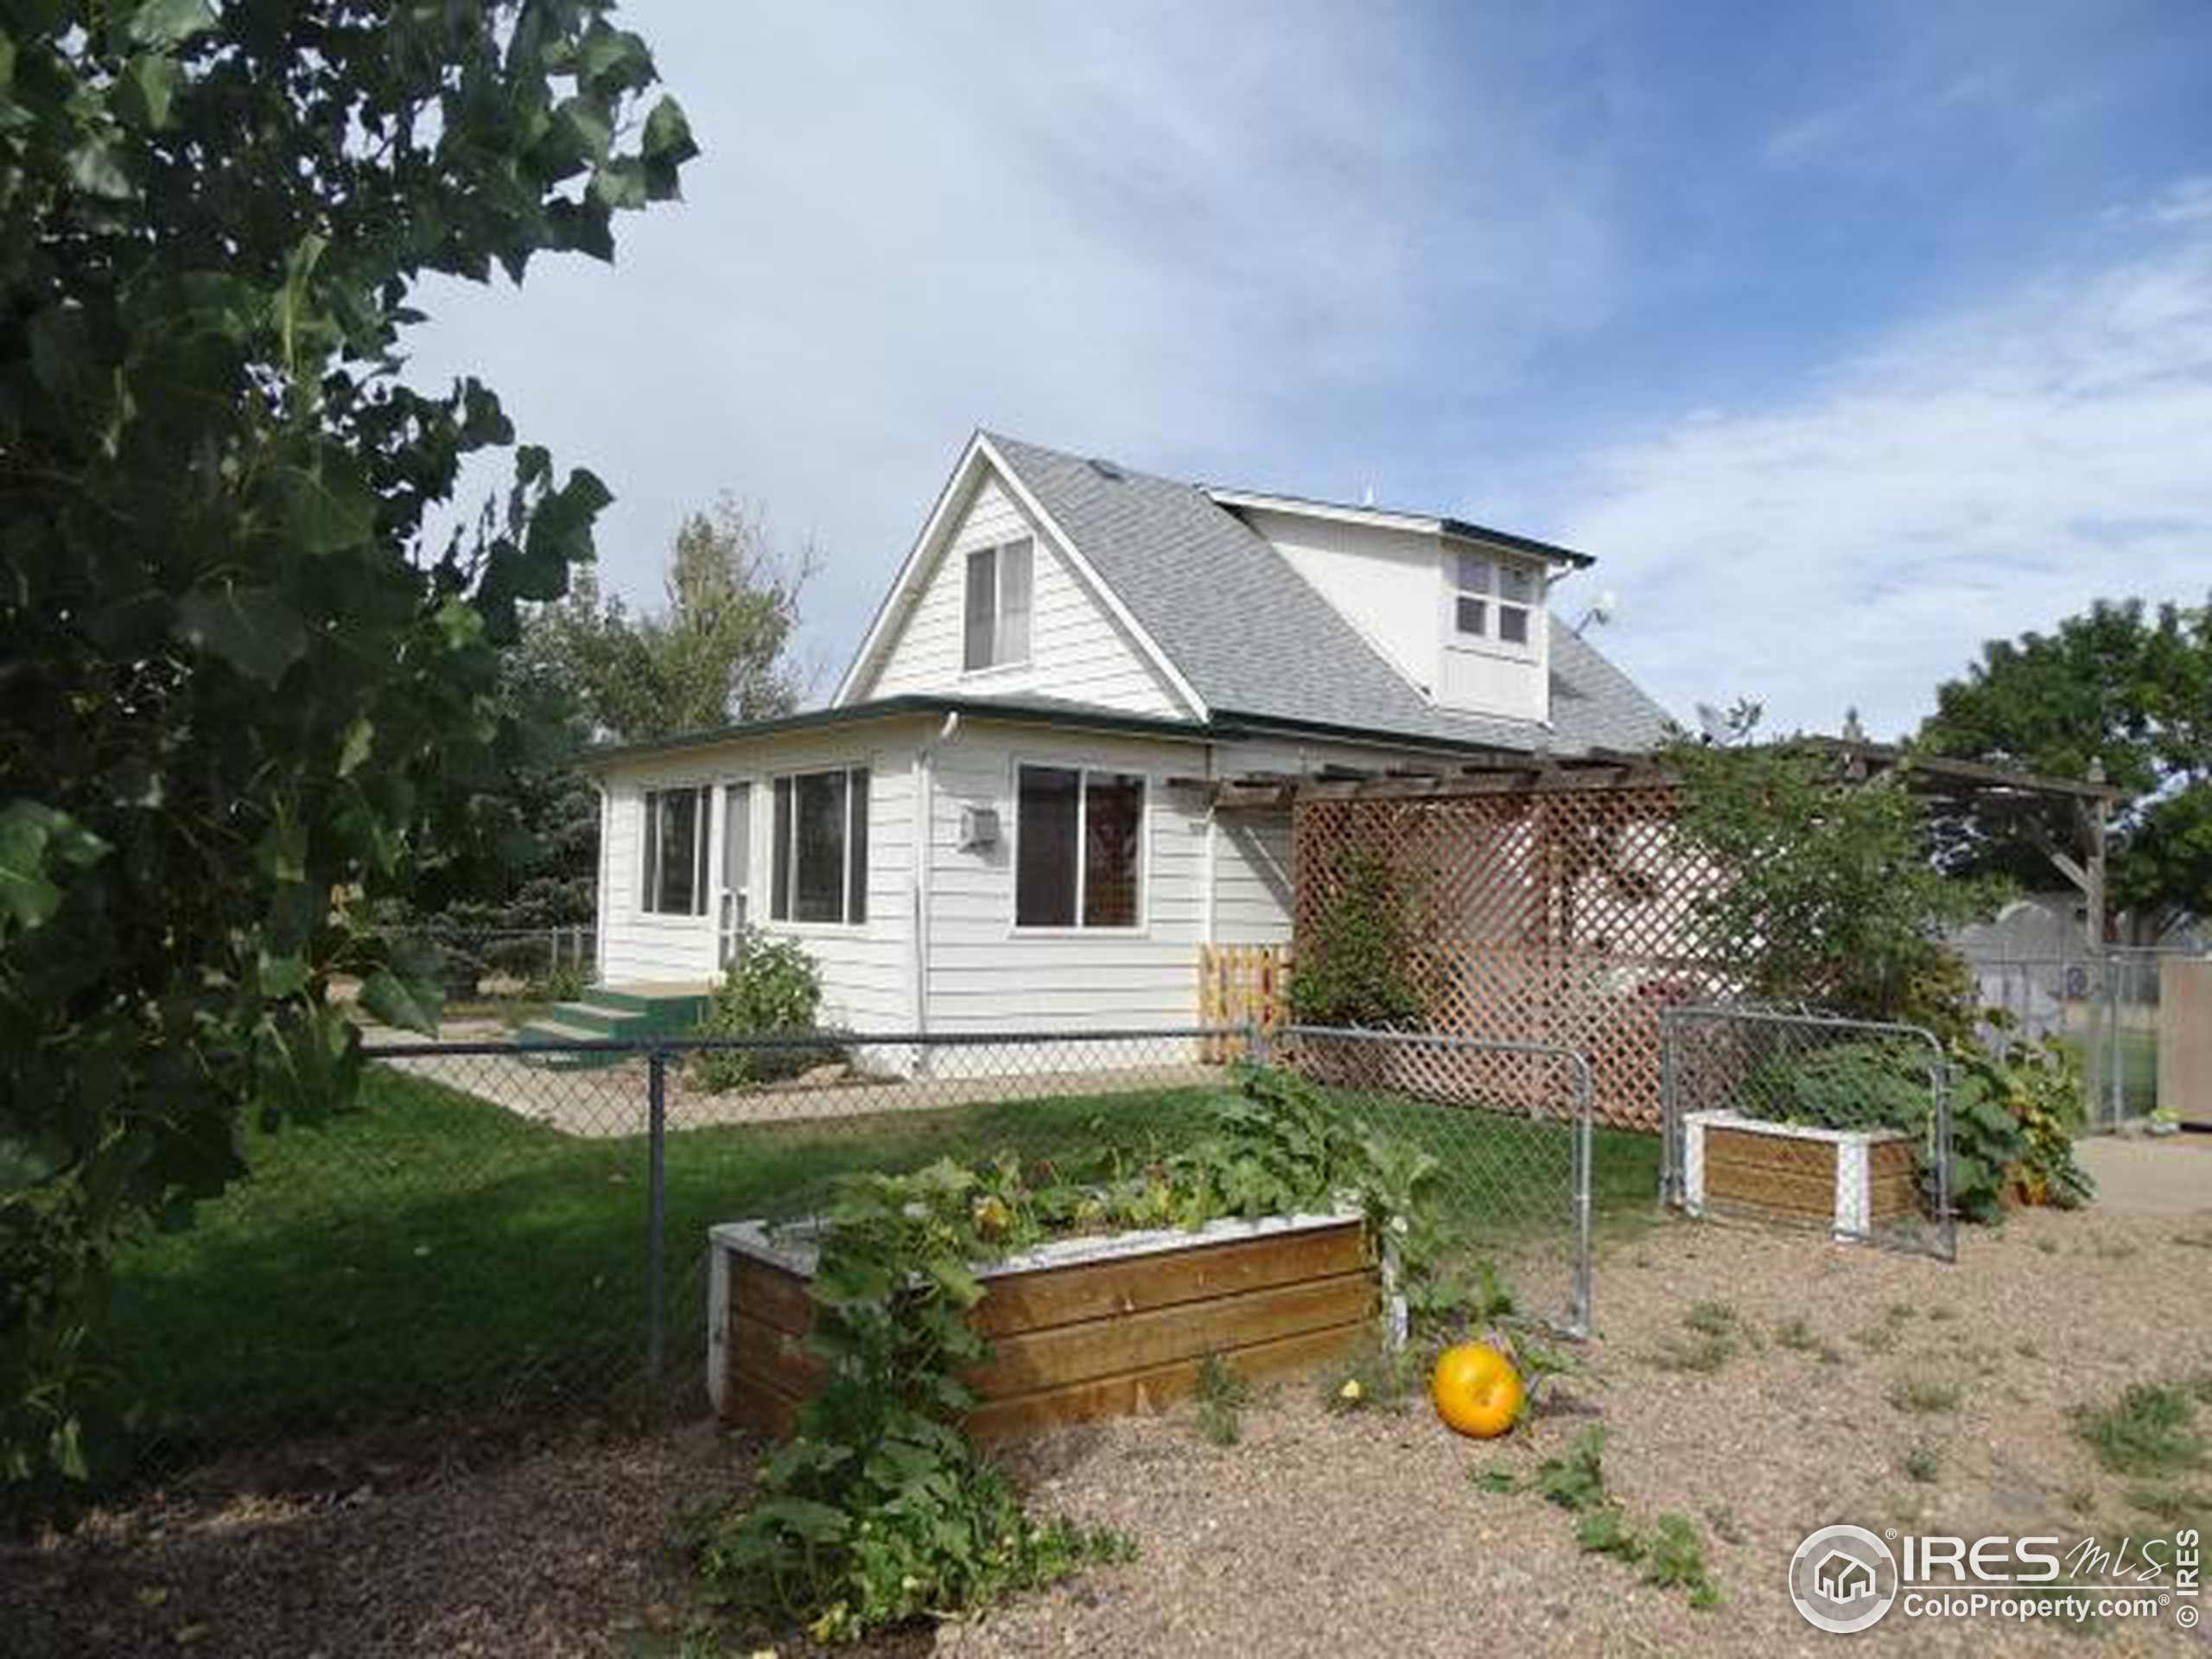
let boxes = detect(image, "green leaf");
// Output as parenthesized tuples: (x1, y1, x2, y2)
(271, 458, 375, 555)
(0, 802, 110, 933)
(127, 0, 216, 47)
(66, 139, 135, 200)
(588, 157, 647, 210)
(114, 54, 179, 129)
(359, 966, 439, 1036)
(336, 717, 374, 779)
(257, 952, 310, 999)
(175, 585, 308, 683)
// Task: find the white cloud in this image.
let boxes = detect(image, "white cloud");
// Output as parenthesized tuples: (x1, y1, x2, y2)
(1562, 194, 2212, 738)
(403, 1, 1616, 692)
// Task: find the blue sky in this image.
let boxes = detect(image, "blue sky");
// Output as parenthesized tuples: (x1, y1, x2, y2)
(410, 1, 2212, 736)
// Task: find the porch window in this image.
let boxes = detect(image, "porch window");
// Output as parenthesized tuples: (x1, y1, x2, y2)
(1451, 550, 1538, 648)
(640, 786, 711, 916)
(963, 539, 1033, 671)
(1015, 765, 1143, 929)
(770, 767, 870, 925)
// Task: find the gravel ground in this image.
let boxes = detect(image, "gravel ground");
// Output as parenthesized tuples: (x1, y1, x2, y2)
(10, 1206, 2211, 1656)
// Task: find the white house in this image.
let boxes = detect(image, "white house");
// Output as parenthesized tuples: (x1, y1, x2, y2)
(566, 430, 1670, 1042)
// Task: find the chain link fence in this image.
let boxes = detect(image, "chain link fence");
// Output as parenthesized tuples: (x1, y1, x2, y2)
(1658, 1006, 1954, 1262)
(380, 922, 597, 1008)
(99, 1020, 1607, 1488)
(1961, 947, 2172, 1129)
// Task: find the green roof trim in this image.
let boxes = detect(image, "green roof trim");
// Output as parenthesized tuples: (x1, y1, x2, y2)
(585, 693, 1545, 769)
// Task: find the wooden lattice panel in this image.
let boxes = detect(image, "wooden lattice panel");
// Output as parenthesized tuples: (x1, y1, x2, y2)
(1294, 783, 1730, 1131)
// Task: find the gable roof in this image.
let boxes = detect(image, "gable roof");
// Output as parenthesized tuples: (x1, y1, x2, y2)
(982, 433, 1673, 756)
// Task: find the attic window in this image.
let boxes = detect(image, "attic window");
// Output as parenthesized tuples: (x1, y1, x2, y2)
(963, 538, 1033, 671)
(1451, 550, 1538, 649)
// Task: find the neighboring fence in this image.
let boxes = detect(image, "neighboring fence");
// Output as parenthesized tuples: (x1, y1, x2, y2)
(105, 1020, 1596, 1486)
(1657, 1005, 1954, 1262)
(1959, 945, 2180, 1128)
(385, 922, 596, 1003)
(1198, 943, 1292, 1061)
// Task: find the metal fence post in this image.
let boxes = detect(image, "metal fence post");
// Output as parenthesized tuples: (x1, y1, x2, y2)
(1572, 1052, 1595, 1338)
(1658, 1014, 1680, 1209)
(1244, 1014, 1271, 1069)
(646, 1047, 668, 1386)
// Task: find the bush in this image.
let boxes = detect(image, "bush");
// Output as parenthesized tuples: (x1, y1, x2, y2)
(1289, 850, 1427, 1029)
(691, 931, 837, 1091)
(1738, 1028, 2091, 1223)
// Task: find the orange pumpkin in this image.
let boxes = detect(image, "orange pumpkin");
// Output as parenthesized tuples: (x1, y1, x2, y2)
(1431, 1341, 1524, 1439)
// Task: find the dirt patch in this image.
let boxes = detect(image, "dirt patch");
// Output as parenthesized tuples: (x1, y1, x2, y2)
(3, 1422, 743, 1659)
(943, 1205, 2210, 1657)
(10, 1206, 2210, 1656)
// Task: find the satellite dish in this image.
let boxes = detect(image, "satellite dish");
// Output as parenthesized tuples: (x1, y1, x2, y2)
(1695, 702, 1733, 745)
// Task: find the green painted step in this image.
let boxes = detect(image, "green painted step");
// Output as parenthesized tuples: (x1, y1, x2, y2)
(515, 984, 711, 1067)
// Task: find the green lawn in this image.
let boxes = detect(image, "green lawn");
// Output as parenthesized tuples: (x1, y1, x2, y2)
(102, 1066, 1657, 1469)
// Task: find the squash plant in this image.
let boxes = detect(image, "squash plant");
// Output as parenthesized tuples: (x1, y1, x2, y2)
(696, 1065, 1495, 1643)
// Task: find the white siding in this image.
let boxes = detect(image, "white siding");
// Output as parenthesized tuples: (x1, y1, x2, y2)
(597, 724, 924, 1031)
(1236, 505, 1550, 725)
(1213, 809, 1294, 945)
(920, 721, 1212, 1035)
(862, 471, 1188, 717)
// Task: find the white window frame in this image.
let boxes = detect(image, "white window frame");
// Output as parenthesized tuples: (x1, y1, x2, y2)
(639, 785, 711, 918)
(1446, 548, 1541, 658)
(1009, 759, 1148, 935)
(768, 766, 870, 930)
(962, 537, 1034, 675)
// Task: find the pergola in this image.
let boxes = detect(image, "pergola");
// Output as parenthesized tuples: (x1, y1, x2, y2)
(1173, 732, 2123, 942)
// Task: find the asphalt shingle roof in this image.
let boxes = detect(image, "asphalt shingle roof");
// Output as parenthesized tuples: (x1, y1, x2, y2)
(985, 433, 1674, 757)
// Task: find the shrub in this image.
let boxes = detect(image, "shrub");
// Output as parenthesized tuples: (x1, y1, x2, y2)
(1289, 850, 1427, 1029)
(1737, 1029, 2092, 1224)
(1665, 716, 1998, 1037)
(691, 931, 837, 1091)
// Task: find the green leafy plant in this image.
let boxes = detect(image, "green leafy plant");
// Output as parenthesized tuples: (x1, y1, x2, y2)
(1484, 1427, 1720, 1609)
(691, 931, 840, 1090)
(1740, 1029, 2091, 1224)
(696, 1160, 1130, 1643)
(0, 0, 694, 1510)
(697, 1065, 1482, 1642)
(1287, 849, 1427, 1029)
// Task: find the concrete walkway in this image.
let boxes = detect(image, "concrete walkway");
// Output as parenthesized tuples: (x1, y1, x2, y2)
(2075, 1130, 2212, 1217)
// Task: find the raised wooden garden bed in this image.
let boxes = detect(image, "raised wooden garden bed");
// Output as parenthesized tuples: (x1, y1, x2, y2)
(708, 1211, 1378, 1442)
(1681, 1109, 1918, 1239)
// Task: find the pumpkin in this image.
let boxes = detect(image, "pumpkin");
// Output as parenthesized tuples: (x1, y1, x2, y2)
(1431, 1341, 1523, 1439)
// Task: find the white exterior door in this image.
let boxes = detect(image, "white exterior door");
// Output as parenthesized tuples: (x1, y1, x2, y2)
(717, 781, 753, 968)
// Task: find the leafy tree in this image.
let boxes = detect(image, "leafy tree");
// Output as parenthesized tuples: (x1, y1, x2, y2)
(1666, 710, 1994, 1034)
(548, 496, 812, 743)
(1916, 598, 2212, 938)
(0, 0, 694, 1501)
(406, 505, 811, 945)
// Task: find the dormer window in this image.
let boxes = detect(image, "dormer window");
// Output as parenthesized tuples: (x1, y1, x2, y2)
(1451, 550, 1538, 649)
(963, 538, 1033, 671)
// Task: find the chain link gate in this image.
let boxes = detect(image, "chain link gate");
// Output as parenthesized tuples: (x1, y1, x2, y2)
(1659, 1006, 1955, 1262)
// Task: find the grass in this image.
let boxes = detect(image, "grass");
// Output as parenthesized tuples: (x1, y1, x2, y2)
(2074, 1378, 2212, 1478)
(1887, 1374, 1964, 1415)
(1651, 1300, 1747, 1374)
(1902, 1441, 1944, 1483)
(1193, 1353, 1250, 1447)
(102, 1065, 1662, 1468)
